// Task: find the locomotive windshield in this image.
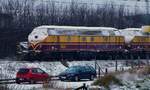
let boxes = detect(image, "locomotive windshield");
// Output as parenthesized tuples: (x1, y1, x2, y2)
(48, 28, 79, 35)
(47, 28, 115, 36)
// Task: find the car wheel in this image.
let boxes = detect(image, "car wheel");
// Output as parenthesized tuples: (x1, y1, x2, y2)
(29, 80, 36, 84)
(16, 78, 21, 84)
(74, 76, 79, 82)
(90, 75, 94, 81)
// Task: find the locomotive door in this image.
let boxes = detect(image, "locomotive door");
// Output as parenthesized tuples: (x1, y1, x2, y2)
(79, 36, 87, 51)
(51, 35, 59, 51)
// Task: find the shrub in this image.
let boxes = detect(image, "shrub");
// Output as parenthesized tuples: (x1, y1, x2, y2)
(92, 74, 122, 89)
(137, 66, 150, 76)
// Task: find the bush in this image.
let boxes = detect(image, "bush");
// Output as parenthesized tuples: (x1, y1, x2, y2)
(92, 74, 122, 89)
(137, 66, 150, 76)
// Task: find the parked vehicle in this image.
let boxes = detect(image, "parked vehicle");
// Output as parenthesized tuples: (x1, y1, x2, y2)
(59, 66, 96, 81)
(16, 67, 49, 84)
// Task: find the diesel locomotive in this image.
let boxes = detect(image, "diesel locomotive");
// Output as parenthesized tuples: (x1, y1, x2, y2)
(18, 25, 150, 60)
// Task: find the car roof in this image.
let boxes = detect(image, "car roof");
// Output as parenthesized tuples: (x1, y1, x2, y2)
(19, 67, 39, 69)
(70, 65, 94, 68)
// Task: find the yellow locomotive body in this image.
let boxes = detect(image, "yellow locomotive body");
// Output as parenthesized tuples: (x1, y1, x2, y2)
(24, 25, 150, 60)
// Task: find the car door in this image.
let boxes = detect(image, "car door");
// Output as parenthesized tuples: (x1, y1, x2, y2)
(37, 68, 49, 81)
(31, 68, 40, 81)
(78, 67, 87, 79)
(84, 67, 91, 79)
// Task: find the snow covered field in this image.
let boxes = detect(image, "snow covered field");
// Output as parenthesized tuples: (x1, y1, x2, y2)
(1, 57, 150, 90)
(0, 57, 130, 90)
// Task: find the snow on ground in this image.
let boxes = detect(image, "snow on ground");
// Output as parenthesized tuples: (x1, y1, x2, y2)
(108, 72, 150, 90)
(0, 58, 131, 90)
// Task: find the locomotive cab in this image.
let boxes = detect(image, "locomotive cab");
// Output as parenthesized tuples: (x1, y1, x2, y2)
(28, 27, 48, 52)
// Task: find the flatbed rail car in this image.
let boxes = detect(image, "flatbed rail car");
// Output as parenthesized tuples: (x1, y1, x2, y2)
(17, 25, 150, 60)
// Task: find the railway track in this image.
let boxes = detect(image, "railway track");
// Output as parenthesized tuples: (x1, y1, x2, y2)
(0, 76, 59, 84)
(0, 78, 16, 84)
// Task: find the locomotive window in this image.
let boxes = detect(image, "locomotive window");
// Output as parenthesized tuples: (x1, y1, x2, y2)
(91, 37, 94, 41)
(143, 32, 150, 36)
(102, 31, 109, 36)
(82, 37, 86, 41)
(109, 31, 115, 35)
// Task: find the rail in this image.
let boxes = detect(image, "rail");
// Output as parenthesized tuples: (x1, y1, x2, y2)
(0, 76, 59, 84)
(74, 83, 88, 90)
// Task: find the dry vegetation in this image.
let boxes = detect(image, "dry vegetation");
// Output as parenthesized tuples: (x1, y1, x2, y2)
(93, 66, 150, 89)
(92, 74, 123, 89)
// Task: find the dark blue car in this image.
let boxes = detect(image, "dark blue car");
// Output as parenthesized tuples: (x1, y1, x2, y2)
(59, 66, 96, 81)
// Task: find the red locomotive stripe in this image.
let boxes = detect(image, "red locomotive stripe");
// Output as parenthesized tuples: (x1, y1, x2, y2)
(33, 44, 39, 50)
(29, 43, 40, 50)
(38, 42, 125, 45)
(29, 43, 35, 48)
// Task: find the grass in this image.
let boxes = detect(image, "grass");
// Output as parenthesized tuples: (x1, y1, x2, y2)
(92, 74, 123, 89)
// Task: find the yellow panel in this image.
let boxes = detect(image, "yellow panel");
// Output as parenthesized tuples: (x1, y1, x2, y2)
(94, 36, 100, 42)
(79, 36, 86, 42)
(132, 36, 150, 43)
(103, 36, 108, 43)
(59, 35, 67, 42)
(97, 36, 108, 43)
(99, 36, 103, 42)
(43, 35, 125, 43)
(118, 37, 121, 43)
(86, 36, 91, 42)
(142, 26, 150, 33)
(148, 37, 150, 42)
(132, 36, 137, 42)
(59, 35, 80, 42)
(111, 36, 115, 42)
(116, 37, 119, 43)
(143, 37, 150, 42)
(71, 36, 79, 42)
(44, 35, 58, 42)
(120, 37, 124, 43)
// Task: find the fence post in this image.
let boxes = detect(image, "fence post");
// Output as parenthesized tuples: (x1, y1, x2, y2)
(98, 67, 101, 78)
(115, 60, 118, 71)
(146, 54, 149, 66)
(131, 55, 133, 69)
(105, 68, 108, 74)
(83, 83, 87, 90)
(95, 59, 97, 73)
(138, 56, 140, 68)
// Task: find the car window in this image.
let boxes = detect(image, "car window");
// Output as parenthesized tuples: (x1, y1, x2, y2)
(65, 67, 77, 73)
(37, 69, 45, 74)
(32, 68, 38, 73)
(78, 67, 86, 73)
(84, 66, 95, 73)
(18, 68, 29, 74)
(88, 66, 95, 72)
(84, 67, 91, 72)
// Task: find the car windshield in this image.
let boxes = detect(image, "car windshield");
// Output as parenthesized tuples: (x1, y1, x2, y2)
(18, 68, 29, 74)
(65, 67, 78, 73)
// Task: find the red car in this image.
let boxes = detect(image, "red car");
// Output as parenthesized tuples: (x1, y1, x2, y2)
(16, 67, 49, 84)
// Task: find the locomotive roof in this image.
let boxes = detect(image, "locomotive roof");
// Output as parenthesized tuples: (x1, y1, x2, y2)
(122, 28, 142, 31)
(35, 25, 118, 31)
